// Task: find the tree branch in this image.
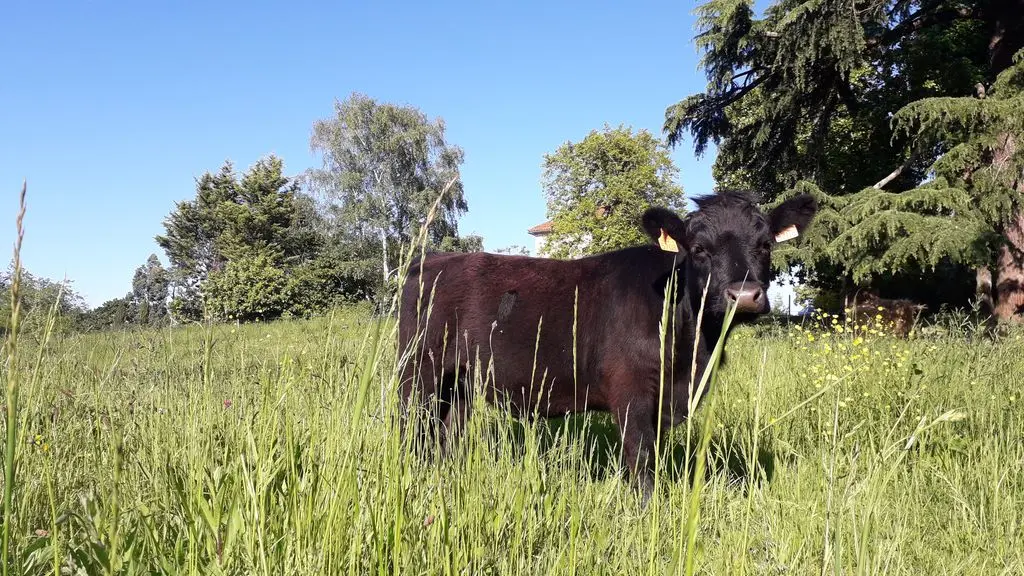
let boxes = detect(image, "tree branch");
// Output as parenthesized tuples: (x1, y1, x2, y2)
(894, 5, 976, 39)
(873, 154, 917, 189)
(714, 75, 768, 109)
(731, 67, 761, 83)
(869, 1, 978, 49)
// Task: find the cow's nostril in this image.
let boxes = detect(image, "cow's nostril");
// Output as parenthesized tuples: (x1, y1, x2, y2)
(724, 282, 767, 313)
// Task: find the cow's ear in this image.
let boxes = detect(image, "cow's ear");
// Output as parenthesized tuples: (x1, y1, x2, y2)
(642, 207, 687, 253)
(768, 194, 818, 243)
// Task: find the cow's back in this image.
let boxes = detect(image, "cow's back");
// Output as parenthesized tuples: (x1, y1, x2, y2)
(399, 248, 675, 415)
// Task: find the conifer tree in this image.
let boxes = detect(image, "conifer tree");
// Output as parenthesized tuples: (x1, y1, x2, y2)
(665, 0, 1024, 319)
(156, 155, 313, 321)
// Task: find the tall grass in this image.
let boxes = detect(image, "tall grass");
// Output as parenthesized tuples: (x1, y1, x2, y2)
(2, 191, 1022, 573)
(2, 183, 27, 576)
(1, 302, 1021, 573)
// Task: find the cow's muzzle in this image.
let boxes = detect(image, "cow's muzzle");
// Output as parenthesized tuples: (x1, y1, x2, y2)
(724, 282, 767, 313)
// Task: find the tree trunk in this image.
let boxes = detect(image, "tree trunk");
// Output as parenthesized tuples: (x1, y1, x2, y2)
(381, 231, 391, 287)
(993, 131, 1024, 322)
(994, 207, 1024, 322)
(976, 266, 994, 316)
(986, 0, 1024, 73)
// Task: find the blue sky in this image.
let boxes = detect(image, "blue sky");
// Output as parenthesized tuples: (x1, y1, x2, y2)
(1, 0, 725, 308)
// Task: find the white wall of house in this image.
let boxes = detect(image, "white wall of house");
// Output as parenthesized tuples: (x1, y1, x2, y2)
(532, 234, 547, 255)
(529, 232, 592, 258)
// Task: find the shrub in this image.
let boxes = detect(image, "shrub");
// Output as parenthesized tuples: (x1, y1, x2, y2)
(202, 252, 287, 322)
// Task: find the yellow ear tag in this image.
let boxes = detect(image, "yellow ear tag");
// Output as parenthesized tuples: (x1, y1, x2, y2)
(658, 229, 679, 252)
(775, 224, 799, 243)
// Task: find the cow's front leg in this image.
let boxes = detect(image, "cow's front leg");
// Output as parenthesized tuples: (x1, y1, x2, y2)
(613, 395, 657, 503)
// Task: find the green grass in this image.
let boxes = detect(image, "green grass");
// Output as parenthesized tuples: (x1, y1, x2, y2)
(2, 301, 1023, 574)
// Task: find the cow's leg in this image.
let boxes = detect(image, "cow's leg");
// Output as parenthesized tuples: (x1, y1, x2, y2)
(398, 349, 453, 457)
(439, 372, 473, 455)
(612, 394, 657, 503)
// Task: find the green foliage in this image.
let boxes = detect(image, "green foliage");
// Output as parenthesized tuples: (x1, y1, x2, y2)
(214, 157, 306, 263)
(307, 92, 470, 289)
(436, 234, 483, 253)
(0, 267, 86, 337)
(201, 252, 288, 322)
(667, 0, 1024, 315)
(76, 297, 133, 332)
(890, 52, 1024, 231)
(130, 254, 169, 326)
(771, 180, 995, 283)
(769, 50, 1024, 315)
(155, 162, 235, 289)
(283, 250, 378, 317)
(495, 245, 531, 256)
(156, 155, 322, 322)
(539, 125, 685, 259)
(666, 0, 1016, 199)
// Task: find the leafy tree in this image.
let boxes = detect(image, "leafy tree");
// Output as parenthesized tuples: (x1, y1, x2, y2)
(495, 245, 531, 256)
(665, 0, 1024, 319)
(202, 252, 288, 323)
(776, 53, 1024, 319)
(539, 125, 685, 259)
(437, 234, 484, 253)
(156, 155, 315, 321)
(284, 251, 377, 317)
(0, 266, 87, 336)
(77, 297, 133, 332)
(130, 254, 170, 325)
(306, 92, 469, 290)
(665, 0, 1021, 198)
(156, 163, 235, 302)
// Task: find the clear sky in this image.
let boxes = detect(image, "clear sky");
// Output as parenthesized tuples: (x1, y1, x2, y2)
(1, 0, 726, 308)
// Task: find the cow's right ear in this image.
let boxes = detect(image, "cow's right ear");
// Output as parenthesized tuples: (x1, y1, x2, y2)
(642, 207, 687, 253)
(768, 194, 818, 242)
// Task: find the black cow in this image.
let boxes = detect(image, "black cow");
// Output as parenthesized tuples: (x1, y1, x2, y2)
(397, 191, 817, 496)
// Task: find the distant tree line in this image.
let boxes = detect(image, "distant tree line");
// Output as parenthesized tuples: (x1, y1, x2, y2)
(4, 93, 492, 332)
(121, 93, 482, 327)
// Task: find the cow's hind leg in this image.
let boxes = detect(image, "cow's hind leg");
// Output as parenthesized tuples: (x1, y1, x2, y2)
(399, 353, 453, 458)
(612, 394, 657, 504)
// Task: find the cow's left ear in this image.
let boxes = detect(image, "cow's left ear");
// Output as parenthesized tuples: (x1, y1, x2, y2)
(642, 207, 687, 253)
(767, 194, 818, 243)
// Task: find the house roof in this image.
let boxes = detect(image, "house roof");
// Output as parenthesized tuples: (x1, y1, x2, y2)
(527, 205, 610, 236)
(527, 220, 553, 235)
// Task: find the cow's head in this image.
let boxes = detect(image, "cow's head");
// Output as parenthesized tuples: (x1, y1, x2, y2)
(642, 191, 817, 318)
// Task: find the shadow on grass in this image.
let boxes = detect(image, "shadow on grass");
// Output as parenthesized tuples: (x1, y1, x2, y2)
(473, 413, 780, 491)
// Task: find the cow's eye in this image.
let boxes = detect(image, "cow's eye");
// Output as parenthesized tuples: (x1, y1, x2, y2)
(692, 244, 707, 258)
(760, 241, 772, 252)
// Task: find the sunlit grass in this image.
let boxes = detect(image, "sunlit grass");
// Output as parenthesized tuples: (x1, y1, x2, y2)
(0, 295, 1018, 574)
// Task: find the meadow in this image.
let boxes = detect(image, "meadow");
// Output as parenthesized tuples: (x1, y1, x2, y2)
(2, 298, 1023, 575)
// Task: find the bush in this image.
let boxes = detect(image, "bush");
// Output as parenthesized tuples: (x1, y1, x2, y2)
(202, 253, 288, 322)
(284, 255, 378, 318)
